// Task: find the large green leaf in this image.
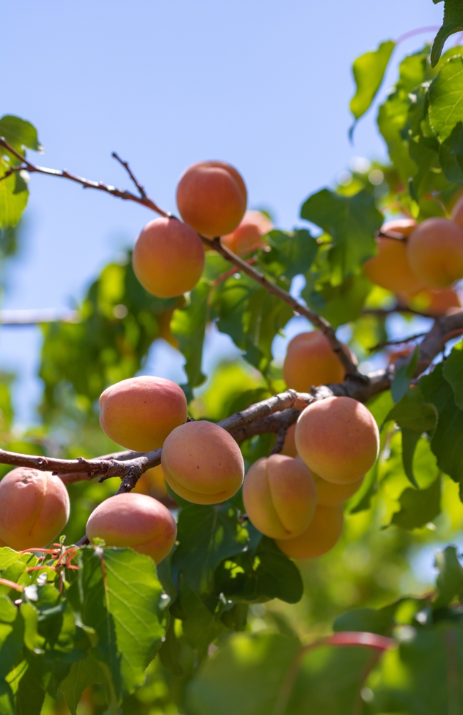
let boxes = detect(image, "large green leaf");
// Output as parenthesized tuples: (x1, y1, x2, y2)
(350, 40, 395, 124)
(390, 476, 441, 530)
(0, 116, 42, 152)
(60, 651, 106, 715)
(260, 229, 318, 280)
(429, 56, 463, 141)
(431, 0, 463, 67)
(300, 189, 382, 280)
(434, 545, 463, 609)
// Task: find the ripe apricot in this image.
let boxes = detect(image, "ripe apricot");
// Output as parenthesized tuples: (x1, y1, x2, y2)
(281, 423, 297, 457)
(161, 421, 244, 504)
(86, 493, 176, 564)
(363, 219, 422, 294)
(282, 332, 351, 392)
(400, 287, 462, 316)
(242, 455, 317, 540)
(0, 468, 70, 551)
(276, 504, 344, 559)
(221, 211, 273, 257)
(99, 376, 187, 452)
(176, 161, 247, 238)
(313, 472, 363, 506)
(407, 218, 463, 288)
(295, 396, 379, 484)
(132, 217, 205, 298)
(133, 464, 168, 499)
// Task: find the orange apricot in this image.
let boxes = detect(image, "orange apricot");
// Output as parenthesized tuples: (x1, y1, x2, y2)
(401, 287, 462, 316)
(282, 332, 352, 392)
(276, 504, 344, 559)
(407, 218, 463, 288)
(86, 493, 177, 564)
(363, 219, 422, 294)
(281, 423, 297, 457)
(295, 396, 379, 484)
(176, 161, 247, 238)
(161, 421, 244, 504)
(221, 210, 273, 256)
(0, 468, 70, 551)
(99, 376, 187, 452)
(133, 464, 168, 499)
(242, 455, 317, 540)
(313, 472, 363, 506)
(132, 217, 205, 298)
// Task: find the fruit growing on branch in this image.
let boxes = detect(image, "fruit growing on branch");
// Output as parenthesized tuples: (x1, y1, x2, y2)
(99, 375, 188, 451)
(221, 210, 273, 256)
(86, 492, 177, 563)
(132, 217, 205, 298)
(407, 218, 463, 288)
(295, 396, 379, 484)
(363, 218, 423, 294)
(276, 503, 344, 559)
(162, 420, 244, 504)
(282, 331, 351, 392)
(242, 454, 317, 539)
(0, 468, 70, 550)
(176, 160, 247, 238)
(312, 470, 364, 507)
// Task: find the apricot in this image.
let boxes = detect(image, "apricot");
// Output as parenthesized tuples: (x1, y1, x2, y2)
(99, 376, 187, 452)
(86, 493, 176, 564)
(221, 211, 273, 257)
(242, 455, 317, 540)
(161, 421, 244, 504)
(176, 161, 247, 238)
(363, 219, 422, 294)
(295, 396, 379, 484)
(0, 468, 70, 551)
(133, 464, 168, 499)
(132, 217, 205, 298)
(313, 473, 363, 506)
(401, 287, 462, 316)
(276, 504, 344, 559)
(281, 423, 297, 457)
(282, 332, 351, 392)
(407, 218, 463, 288)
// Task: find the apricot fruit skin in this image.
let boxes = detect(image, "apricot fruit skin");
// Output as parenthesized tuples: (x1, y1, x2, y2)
(400, 287, 461, 316)
(99, 376, 187, 452)
(276, 504, 344, 559)
(86, 493, 177, 564)
(161, 421, 244, 504)
(243, 455, 317, 540)
(133, 464, 168, 499)
(363, 219, 422, 294)
(295, 396, 379, 484)
(0, 468, 70, 551)
(282, 332, 350, 392)
(176, 161, 247, 238)
(407, 218, 463, 288)
(313, 473, 363, 506)
(281, 423, 297, 457)
(221, 211, 273, 257)
(132, 217, 205, 298)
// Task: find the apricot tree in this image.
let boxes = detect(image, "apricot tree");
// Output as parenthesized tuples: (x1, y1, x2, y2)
(0, 4, 463, 714)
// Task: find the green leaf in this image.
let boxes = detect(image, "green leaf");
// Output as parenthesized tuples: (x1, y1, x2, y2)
(172, 505, 249, 594)
(300, 189, 382, 281)
(68, 547, 167, 700)
(0, 682, 14, 715)
(179, 582, 227, 653)
(171, 279, 211, 388)
(334, 602, 400, 636)
(186, 632, 301, 715)
(443, 340, 463, 408)
(434, 545, 463, 609)
(302, 272, 371, 329)
(421, 363, 463, 486)
(14, 659, 46, 715)
(431, 0, 463, 67)
(439, 121, 463, 184)
(0, 116, 42, 152)
(260, 229, 318, 279)
(391, 476, 441, 530)
(386, 385, 438, 434)
(429, 56, 463, 141)
(60, 651, 105, 715)
(390, 348, 419, 404)
(0, 173, 28, 230)
(350, 40, 395, 124)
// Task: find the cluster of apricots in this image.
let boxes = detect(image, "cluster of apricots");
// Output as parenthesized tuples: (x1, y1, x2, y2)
(363, 204, 463, 314)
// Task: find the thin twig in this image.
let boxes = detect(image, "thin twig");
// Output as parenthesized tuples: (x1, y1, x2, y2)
(369, 331, 427, 352)
(112, 152, 148, 199)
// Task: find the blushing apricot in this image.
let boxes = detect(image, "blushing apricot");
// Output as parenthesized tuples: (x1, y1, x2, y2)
(243, 455, 317, 540)
(86, 493, 176, 564)
(295, 396, 379, 484)
(282, 332, 351, 392)
(132, 218, 205, 298)
(133, 465, 168, 499)
(0, 468, 70, 551)
(99, 376, 187, 452)
(313, 473, 363, 506)
(401, 287, 462, 316)
(221, 211, 273, 257)
(176, 161, 247, 238)
(407, 218, 463, 288)
(276, 504, 344, 559)
(161, 421, 244, 504)
(281, 423, 297, 457)
(363, 219, 422, 294)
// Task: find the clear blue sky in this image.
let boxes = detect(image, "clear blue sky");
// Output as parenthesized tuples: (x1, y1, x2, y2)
(1, 0, 444, 424)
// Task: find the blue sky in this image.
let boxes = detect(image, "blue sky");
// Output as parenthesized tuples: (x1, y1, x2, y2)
(1, 0, 445, 423)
